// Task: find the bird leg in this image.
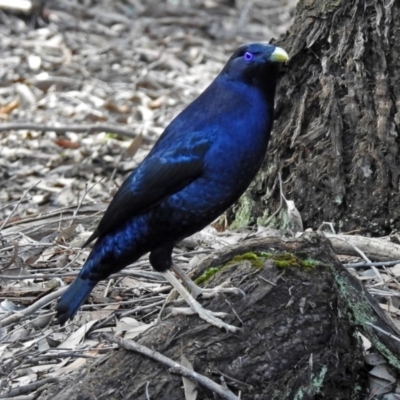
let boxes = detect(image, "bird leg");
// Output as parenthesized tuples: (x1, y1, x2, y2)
(170, 263, 245, 300)
(163, 270, 240, 332)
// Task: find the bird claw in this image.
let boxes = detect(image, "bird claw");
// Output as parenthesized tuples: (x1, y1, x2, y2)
(170, 264, 245, 300)
(192, 282, 246, 299)
(196, 307, 240, 332)
(166, 306, 228, 319)
(163, 270, 241, 332)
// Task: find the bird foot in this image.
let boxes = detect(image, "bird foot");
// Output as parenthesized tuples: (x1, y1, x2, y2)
(163, 270, 240, 332)
(190, 281, 245, 300)
(166, 306, 240, 333)
(167, 306, 228, 318)
(170, 264, 245, 300)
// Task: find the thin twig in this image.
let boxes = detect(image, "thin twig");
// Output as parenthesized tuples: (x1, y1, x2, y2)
(0, 122, 155, 143)
(0, 197, 33, 212)
(0, 269, 164, 281)
(102, 333, 239, 400)
(119, 300, 165, 317)
(0, 202, 99, 229)
(72, 179, 104, 223)
(258, 275, 277, 286)
(0, 181, 41, 231)
(344, 259, 400, 268)
(0, 287, 67, 327)
(365, 322, 400, 343)
(224, 298, 244, 325)
(333, 236, 371, 263)
(104, 278, 113, 298)
(324, 233, 386, 283)
(155, 288, 174, 324)
(330, 235, 384, 284)
(262, 173, 284, 227)
(0, 377, 58, 398)
(145, 381, 151, 400)
(23, 352, 95, 365)
(1, 311, 54, 342)
(0, 241, 19, 270)
(81, 297, 166, 309)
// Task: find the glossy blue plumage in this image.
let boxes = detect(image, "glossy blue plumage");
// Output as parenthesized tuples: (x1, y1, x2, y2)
(56, 43, 287, 324)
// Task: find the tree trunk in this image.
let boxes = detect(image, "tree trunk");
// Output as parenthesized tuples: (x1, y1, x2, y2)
(39, 234, 400, 399)
(231, 0, 400, 236)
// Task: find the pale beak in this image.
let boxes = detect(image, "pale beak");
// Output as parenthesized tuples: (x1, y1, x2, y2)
(269, 47, 289, 63)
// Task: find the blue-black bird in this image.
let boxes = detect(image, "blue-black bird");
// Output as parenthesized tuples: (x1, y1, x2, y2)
(56, 43, 288, 331)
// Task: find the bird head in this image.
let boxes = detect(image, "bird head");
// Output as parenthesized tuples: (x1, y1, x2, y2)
(223, 43, 289, 98)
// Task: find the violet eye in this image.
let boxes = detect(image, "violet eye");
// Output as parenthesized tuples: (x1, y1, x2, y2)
(243, 51, 253, 62)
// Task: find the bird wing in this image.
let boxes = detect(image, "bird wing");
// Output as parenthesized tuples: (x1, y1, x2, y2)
(83, 134, 212, 246)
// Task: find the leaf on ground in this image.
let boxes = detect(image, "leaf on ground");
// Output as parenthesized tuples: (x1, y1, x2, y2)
(124, 133, 143, 158)
(49, 345, 104, 377)
(181, 353, 197, 400)
(58, 320, 98, 350)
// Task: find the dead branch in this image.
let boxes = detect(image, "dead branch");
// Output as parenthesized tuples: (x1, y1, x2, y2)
(326, 234, 400, 261)
(102, 333, 240, 400)
(0, 377, 58, 399)
(0, 287, 66, 328)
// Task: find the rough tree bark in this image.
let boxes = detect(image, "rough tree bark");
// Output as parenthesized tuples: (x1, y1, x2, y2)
(39, 234, 400, 399)
(231, 0, 400, 236)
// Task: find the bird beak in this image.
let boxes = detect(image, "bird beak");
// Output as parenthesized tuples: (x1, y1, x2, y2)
(269, 47, 289, 63)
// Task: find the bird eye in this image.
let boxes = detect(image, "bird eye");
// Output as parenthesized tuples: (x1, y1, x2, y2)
(243, 51, 253, 62)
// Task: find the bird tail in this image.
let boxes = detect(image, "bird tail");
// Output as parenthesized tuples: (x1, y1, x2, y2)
(56, 276, 96, 325)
